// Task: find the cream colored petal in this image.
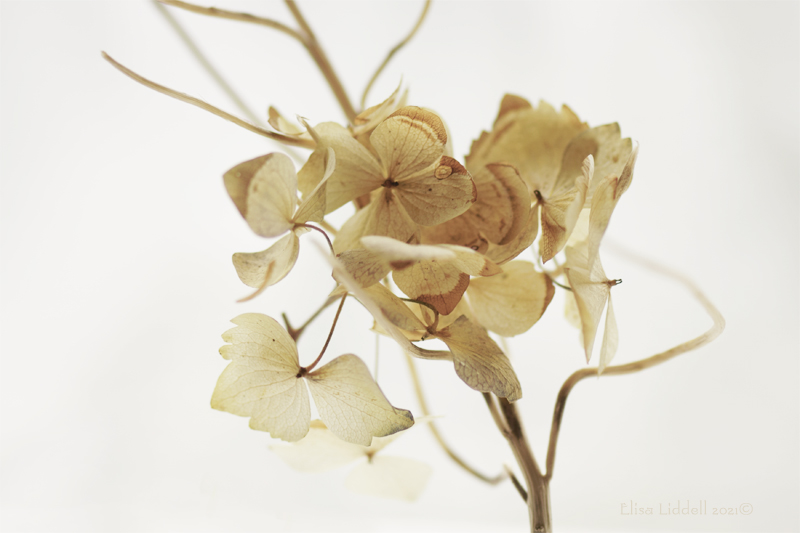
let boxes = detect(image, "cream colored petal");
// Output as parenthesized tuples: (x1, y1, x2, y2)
(363, 283, 427, 333)
(466, 261, 554, 337)
(467, 99, 587, 195)
(395, 156, 477, 226)
(370, 107, 447, 181)
(442, 245, 502, 277)
(240, 153, 297, 238)
(598, 295, 618, 374)
(345, 456, 432, 502)
(337, 248, 391, 288)
(297, 122, 383, 210)
(485, 206, 539, 265)
(212, 313, 310, 441)
(232, 232, 299, 289)
(270, 420, 364, 472)
(306, 354, 414, 446)
(555, 123, 633, 197)
(564, 243, 610, 362)
(267, 107, 312, 138)
(361, 235, 456, 264)
(333, 188, 418, 254)
(392, 261, 470, 316)
(463, 163, 531, 245)
(435, 316, 522, 401)
(539, 155, 592, 262)
(325, 253, 451, 361)
(352, 82, 403, 133)
(293, 147, 335, 225)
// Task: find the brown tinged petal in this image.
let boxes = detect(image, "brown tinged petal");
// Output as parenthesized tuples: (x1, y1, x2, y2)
(370, 106, 447, 180)
(394, 156, 477, 226)
(556, 123, 633, 198)
(539, 154, 593, 262)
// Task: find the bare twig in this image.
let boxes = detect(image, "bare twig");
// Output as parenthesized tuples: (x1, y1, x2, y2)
(102, 52, 315, 148)
(284, 1, 357, 122)
(158, 0, 305, 42)
(282, 293, 340, 341)
(406, 355, 505, 485)
(303, 293, 347, 373)
(544, 257, 725, 481)
(360, 0, 431, 109)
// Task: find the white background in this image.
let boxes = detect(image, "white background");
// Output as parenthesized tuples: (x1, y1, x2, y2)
(1, 1, 798, 532)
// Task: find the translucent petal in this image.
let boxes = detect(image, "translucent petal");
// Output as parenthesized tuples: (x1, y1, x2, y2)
(232, 232, 299, 289)
(345, 456, 432, 502)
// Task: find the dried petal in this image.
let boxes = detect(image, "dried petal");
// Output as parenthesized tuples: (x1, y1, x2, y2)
(232, 232, 300, 289)
(539, 155, 592, 262)
(345, 456, 432, 502)
(370, 107, 447, 180)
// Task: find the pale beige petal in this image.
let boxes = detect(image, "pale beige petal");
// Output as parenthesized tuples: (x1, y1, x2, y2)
(345, 456, 432, 502)
(442, 245, 502, 277)
(598, 295, 618, 374)
(556, 123, 633, 197)
(435, 316, 522, 401)
(293, 147, 335, 225)
(564, 243, 610, 362)
(467, 100, 587, 195)
(337, 248, 391, 288)
(392, 261, 470, 316)
(539, 155, 592, 262)
(232, 232, 299, 289)
(297, 122, 383, 209)
(395, 156, 477, 226)
(466, 261, 554, 337)
(370, 107, 447, 181)
(363, 283, 427, 333)
(361, 235, 456, 264)
(242, 153, 297, 238)
(267, 107, 312, 138)
(352, 82, 403, 131)
(325, 253, 451, 361)
(306, 354, 415, 446)
(224, 153, 296, 237)
(333, 188, 418, 254)
(270, 419, 364, 472)
(212, 313, 310, 441)
(485, 206, 539, 265)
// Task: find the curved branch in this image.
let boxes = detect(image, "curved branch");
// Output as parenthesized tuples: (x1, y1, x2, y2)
(158, 0, 305, 42)
(102, 52, 315, 148)
(544, 261, 725, 481)
(360, 0, 431, 109)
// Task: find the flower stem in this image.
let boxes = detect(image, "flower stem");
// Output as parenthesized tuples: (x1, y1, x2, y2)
(303, 293, 347, 373)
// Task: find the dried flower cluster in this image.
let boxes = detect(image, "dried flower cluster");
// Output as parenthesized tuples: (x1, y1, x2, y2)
(104, 2, 723, 531)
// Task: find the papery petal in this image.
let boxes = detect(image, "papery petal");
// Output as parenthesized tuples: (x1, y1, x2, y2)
(333, 188, 418, 254)
(293, 147, 335, 225)
(268, 107, 312, 138)
(212, 314, 310, 442)
(435, 316, 522, 401)
(539, 155, 592, 262)
(466, 261, 554, 337)
(392, 261, 470, 316)
(370, 107, 447, 181)
(598, 295, 618, 374)
(468, 163, 531, 244)
(466, 99, 587, 195)
(270, 419, 364, 472)
(564, 243, 610, 362)
(556, 123, 633, 198)
(297, 122, 383, 210)
(306, 354, 414, 446)
(485, 206, 539, 265)
(395, 156, 476, 226)
(232, 232, 300, 289)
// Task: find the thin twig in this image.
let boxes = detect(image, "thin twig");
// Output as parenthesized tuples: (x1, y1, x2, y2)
(284, 0, 357, 122)
(296, 223, 334, 254)
(359, 0, 431, 110)
(544, 259, 725, 481)
(153, 0, 263, 126)
(282, 293, 340, 341)
(102, 52, 315, 148)
(504, 465, 528, 502)
(158, 0, 305, 42)
(406, 355, 505, 485)
(303, 293, 347, 373)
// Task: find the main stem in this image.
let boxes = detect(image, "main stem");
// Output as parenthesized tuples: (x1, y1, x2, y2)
(487, 395, 552, 532)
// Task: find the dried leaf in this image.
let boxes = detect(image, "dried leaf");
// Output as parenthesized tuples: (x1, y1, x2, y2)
(232, 232, 300, 289)
(467, 261, 554, 337)
(306, 354, 414, 446)
(436, 316, 522, 401)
